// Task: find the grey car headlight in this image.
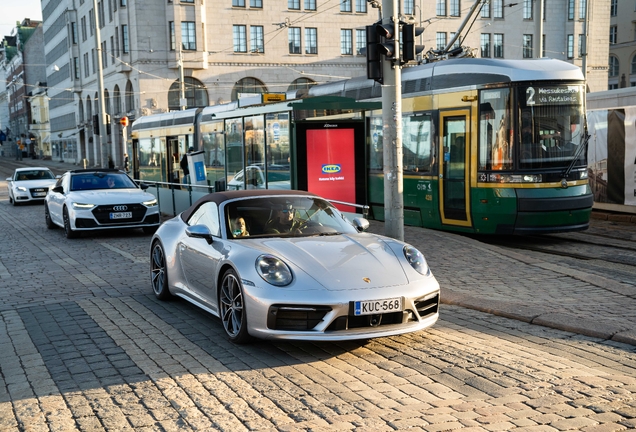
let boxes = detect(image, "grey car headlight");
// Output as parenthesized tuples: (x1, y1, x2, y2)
(403, 245, 430, 276)
(256, 255, 293, 286)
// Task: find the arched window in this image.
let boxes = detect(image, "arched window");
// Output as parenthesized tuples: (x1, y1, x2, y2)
(104, 89, 110, 115)
(113, 85, 121, 115)
(125, 80, 134, 114)
(168, 77, 209, 111)
(86, 96, 92, 120)
(231, 77, 267, 101)
(78, 99, 84, 122)
(287, 78, 316, 93)
(609, 56, 619, 77)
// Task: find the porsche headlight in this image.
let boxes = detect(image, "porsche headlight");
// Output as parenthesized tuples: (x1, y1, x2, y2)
(256, 255, 293, 286)
(72, 202, 96, 210)
(143, 198, 157, 207)
(403, 245, 430, 276)
(17, 186, 27, 192)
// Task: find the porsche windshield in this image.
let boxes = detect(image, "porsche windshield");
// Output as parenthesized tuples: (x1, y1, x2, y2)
(225, 196, 359, 238)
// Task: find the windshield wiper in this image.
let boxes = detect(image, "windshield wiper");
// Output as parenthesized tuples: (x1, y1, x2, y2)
(561, 133, 590, 180)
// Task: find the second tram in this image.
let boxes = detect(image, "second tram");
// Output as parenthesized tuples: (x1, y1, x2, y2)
(131, 57, 593, 235)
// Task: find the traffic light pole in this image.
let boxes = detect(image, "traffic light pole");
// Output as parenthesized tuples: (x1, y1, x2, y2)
(381, 0, 404, 241)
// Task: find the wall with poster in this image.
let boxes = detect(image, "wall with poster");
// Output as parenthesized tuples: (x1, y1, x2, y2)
(295, 122, 366, 213)
(587, 106, 636, 211)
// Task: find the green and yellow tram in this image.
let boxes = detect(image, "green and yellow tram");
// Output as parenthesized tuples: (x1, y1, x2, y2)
(131, 57, 593, 235)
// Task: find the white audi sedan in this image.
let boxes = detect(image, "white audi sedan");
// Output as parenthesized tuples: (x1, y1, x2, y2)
(45, 169, 161, 238)
(6, 167, 57, 205)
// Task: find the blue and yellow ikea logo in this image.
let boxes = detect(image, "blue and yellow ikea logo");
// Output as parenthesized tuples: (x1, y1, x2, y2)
(321, 164, 341, 174)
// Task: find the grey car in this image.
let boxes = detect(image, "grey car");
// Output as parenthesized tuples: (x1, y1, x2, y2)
(150, 189, 440, 343)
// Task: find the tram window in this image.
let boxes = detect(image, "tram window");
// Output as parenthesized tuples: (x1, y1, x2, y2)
(403, 113, 434, 173)
(369, 115, 383, 170)
(479, 88, 512, 171)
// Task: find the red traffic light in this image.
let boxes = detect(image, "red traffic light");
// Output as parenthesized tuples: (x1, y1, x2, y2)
(120, 116, 129, 127)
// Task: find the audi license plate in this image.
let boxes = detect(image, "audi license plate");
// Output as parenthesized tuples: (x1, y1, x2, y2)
(110, 212, 132, 219)
(32, 192, 47, 197)
(354, 297, 403, 316)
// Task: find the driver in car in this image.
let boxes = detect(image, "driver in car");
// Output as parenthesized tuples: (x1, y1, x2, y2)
(264, 203, 301, 234)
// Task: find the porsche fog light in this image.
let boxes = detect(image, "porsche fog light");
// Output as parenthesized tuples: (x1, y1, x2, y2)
(72, 202, 96, 210)
(403, 245, 430, 276)
(143, 198, 158, 207)
(256, 255, 292, 286)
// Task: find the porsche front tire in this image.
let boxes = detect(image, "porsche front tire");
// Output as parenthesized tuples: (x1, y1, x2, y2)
(219, 268, 251, 344)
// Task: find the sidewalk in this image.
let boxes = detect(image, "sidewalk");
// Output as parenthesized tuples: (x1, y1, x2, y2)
(5, 155, 636, 346)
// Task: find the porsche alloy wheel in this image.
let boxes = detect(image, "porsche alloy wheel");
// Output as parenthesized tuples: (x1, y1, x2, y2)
(63, 207, 78, 239)
(151, 241, 172, 300)
(220, 269, 250, 344)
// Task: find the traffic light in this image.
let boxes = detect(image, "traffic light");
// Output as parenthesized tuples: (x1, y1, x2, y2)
(106, 114, 111, 135)
(401, 24, 425, 63)
(366, 24, 383, 83)
(375, 22, 398, 58)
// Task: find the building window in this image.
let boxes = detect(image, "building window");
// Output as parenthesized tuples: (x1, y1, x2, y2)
(115, 28, 120, 57)
(493, 0, 503, 18)
(250, 26, 264, 53)
(288, 27, 301, 54)
(232, 0, 245, 6)
(356, 28, 366, 55)
(494, 33, 503, 58)
(305, 28, 317, 54)
(403, 0, 413, 15)
(341, 0, 351, 12)
(233, 25, 247, 52)
(578, 34, 584, 57)
(169, 22, 175, 51)
(609, 56, 619, 77)
(181, 22, 196, 50)
(542, 34, 546, 57)
(71, 22, 78, 44)
(450, 32, 460, 48)
(122, 25, 129, 53)
(436, 32, 447, 50)
(578, 0, 586, 19)
(181, 0, 195, 3)
(108, 0, 113, 21)
(73, 57, 80, 79)
(102, 41, 108, 68)
(89, 9, 94, 36)
(288, 0, 300, 9)
(250, 0, 263, 7)
(356, 0, 367, 13)
(341, 29, 352, 55)
(481, 1, 490, 18)
(568, 0, 574, 19)
(84, 53, 89, 77)
(567, 34, 574, 58)
(81, 17, 87, 41)
(98, 1, 105, 28)
(610, 26, 617, 44)
(305, 0, 316, 10)
(450, 0, 460, 17)
(91, 48, 96, 74)
(480, 33, 490, 57)
(437, 0, 446, 16)
(110, 36, 115, 65)
(523, 0, 532, 19)
(168, 77, 209, 111)
(631, 55, 636, 74)
(523, 34, 533, 58)
(121, 0, 127, 6)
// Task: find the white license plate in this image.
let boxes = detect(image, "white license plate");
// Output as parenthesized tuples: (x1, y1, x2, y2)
(32, 192, 47, 197)
(354, 297, 403, 316)
(110, 212, 132, 219)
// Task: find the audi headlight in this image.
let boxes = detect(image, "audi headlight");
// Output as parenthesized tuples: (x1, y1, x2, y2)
(256, 255, 293, 286)
(143, 198, 157, 207)
(72, 202, 96, 210)
(17, 186, 27, 192)
(403, 245, 430, 276)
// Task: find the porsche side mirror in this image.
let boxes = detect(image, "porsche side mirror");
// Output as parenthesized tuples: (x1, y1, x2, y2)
(352, 217, 369, 232)
(52, 185, 64, 194)
(186, 224, 214, 244)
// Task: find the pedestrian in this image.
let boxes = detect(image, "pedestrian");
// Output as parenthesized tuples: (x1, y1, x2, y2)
(180, 146, 194, 184)
(16, 140, 23, 161)
(124, 153, 130, 172)
(108, 155, 115, 169)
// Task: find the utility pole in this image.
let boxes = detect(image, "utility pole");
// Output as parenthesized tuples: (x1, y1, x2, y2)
(381, 0, 404, 241)
(179, 47, 186, 111)
(93, 0, 107, 168)
(535, 0, 544, 58)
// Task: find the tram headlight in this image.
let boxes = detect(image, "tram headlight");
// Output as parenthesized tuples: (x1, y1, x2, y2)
(579, 170, 588, 180)
(522, 174, 542, 182)
(403, 245, 430, 276)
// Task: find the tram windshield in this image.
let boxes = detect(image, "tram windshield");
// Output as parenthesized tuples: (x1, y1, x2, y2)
(478, 84, 586, 171)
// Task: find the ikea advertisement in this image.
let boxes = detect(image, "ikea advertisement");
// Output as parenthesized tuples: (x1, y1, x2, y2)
(306, 128, 356, 211)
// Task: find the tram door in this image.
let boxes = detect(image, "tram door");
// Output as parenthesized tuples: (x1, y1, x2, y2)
(167, 137, 180, 184)
(439, 111, 471, 226)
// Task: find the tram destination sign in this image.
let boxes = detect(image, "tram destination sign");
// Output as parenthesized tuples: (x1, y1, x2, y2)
(524, 85, 581, 107)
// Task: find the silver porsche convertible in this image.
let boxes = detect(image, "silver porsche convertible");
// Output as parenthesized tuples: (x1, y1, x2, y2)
(150, 190, 440, 343)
